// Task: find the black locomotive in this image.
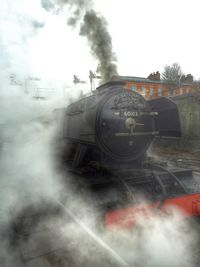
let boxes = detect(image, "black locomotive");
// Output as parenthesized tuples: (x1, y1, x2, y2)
(55, 81, 200, 228)
(56, 81, 181, 169)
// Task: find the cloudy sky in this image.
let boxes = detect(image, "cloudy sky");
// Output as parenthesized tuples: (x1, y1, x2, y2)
(1, 0, 200, 90)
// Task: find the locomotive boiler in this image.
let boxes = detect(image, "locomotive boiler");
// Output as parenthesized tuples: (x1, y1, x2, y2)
(57, 81, 181, 169)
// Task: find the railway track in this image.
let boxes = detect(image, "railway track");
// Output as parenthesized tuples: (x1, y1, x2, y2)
(150, 148, 200, 174)
(8, 198, 129, 267)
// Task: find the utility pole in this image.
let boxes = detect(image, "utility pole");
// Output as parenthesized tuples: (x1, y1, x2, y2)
(89, 70, 101, 91)
(73, 75, 87, 98)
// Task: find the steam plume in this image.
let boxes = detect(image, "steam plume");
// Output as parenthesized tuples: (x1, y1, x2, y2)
(41, 0, 118, 82)
(80, 10, 118, 83)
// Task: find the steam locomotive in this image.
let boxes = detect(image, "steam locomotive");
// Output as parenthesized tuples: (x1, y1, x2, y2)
(56, 81, 200, 228)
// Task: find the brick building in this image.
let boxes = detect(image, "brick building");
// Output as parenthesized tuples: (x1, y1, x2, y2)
(111, 75, 193, 99)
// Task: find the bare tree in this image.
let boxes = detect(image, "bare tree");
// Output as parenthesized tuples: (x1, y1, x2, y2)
(162, 63, 183, 83)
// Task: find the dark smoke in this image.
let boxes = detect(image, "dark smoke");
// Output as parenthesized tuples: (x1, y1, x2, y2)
(41, 0, 55, 11)
(80, 10, 118, 83)
(41, 0, 92, 24)
(41, 0, 118, 82)
(32, 20, 45, 29)
(60, 0, 93, 26)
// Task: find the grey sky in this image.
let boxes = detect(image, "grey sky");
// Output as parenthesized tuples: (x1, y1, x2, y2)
(1, 0, 200, 89)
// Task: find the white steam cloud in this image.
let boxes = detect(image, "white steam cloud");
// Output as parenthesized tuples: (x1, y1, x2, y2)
(0, 0, 46, 84)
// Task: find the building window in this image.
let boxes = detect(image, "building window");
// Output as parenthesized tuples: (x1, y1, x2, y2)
(150, 86, 154, 96)
(158, 87, 162, 96)
(169, 88, 175, 96)
(131, 85, 137, 92)
(141, 86, 146, 95)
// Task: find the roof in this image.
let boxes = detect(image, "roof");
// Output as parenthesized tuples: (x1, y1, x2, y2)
(111, 75, 192, 86)
(96, 81, 125, 91)
(111, 75, 173, 85)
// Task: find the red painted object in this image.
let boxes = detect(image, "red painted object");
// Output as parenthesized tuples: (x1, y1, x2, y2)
(105, 193, 200, 229)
